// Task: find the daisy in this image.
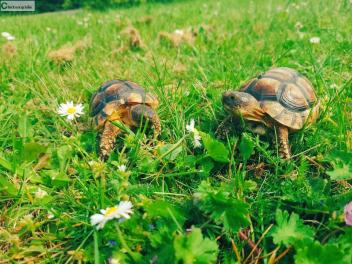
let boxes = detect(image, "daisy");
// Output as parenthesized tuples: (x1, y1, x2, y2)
(47, 210, 55, 219)
(90, 201, 133, 230)
(109, 258, 120, 264)
(116, 201, 133, 219)
(6, 35, 15, 41)
(186, 119, 202, 148)
(90, 206, 120, 230)
(1, 32, 11, 38)
(34, 188, 48, 199)
(186, 119, 196, 133)
(58, 101, 84, 121)
(1, 32, 15, 41)
(344, 201, 352, 226)
(117, 164, 127, 172)
(193, 132, 202, 148)
(310, 37, 320, 44)
(174, 29, 185, 36)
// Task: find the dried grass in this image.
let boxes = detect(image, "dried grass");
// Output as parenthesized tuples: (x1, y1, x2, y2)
(121, 26, 144, 49)
(136, 15, 153, 25)
(2, 42, 17, 58)
(47, 37, 91, 64)
(158, 28, 197, 47)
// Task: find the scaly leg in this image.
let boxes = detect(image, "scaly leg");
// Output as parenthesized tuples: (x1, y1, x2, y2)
(215, 115, 234, 139)
(277, 125, 291, 159)
(99, 122, 121, 160)
(151, 114, 161, 137)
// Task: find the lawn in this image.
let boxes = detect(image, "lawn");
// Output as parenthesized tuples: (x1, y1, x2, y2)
(0, 0, 352, 263)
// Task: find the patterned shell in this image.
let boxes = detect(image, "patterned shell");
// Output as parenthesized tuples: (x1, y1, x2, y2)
(240, 67, 319, 130)
(90, 80, 159, 129)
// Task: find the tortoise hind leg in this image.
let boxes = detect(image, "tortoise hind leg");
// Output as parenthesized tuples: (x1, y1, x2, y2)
(277, 125, 291, 159)
(151, 114, 161, 137)
(99, 122, 121, 160)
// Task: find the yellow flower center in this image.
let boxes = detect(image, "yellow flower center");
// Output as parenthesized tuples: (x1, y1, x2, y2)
(104, 207, 117, 216)
(67, 107, 76, 114)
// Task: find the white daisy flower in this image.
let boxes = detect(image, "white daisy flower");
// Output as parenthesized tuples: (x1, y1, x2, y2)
(186, 119, 202, 148)
(329, 83, 339, 90)
(1, 32, 11, 38)
(186, 119, 196, 133)
(90, 206, 120, 230)
(47, 211, 55, 219)
(34, 188, 48, 199)
(117, 164, 127, 172)
(109, 258, 120, 264)
(193, 132, 202, 148)
(90, 201, 134, 230)
(310, 37, 320, 44)
(116, 201, 133, 219)
(6, 35, 15, 41)
(1, 32, 15, 41)
(174, 29, 185, 36)
(58, 101, 84, 121)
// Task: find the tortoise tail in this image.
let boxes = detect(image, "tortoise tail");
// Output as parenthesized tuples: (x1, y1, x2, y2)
(277, 126, 291, 159)
(99, 122, 121, 160)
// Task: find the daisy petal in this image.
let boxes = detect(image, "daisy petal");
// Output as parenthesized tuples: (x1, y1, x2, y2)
(90, 214, 105, 225)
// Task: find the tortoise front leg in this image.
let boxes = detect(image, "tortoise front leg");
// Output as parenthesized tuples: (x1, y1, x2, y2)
(215, 115, 234, 139)
(277, 125, 291, 159)
(99, 122, 121, 160)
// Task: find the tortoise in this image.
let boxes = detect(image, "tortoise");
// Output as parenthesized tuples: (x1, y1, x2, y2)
(221, 67, 320, 159)
(90, 80, 160, 159)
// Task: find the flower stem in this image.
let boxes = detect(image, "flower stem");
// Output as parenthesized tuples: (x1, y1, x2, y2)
(116, 223, 137, 262)
(93, 230, 100, 264)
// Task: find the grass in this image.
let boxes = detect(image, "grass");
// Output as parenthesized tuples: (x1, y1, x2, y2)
(0, 0, 352, 263)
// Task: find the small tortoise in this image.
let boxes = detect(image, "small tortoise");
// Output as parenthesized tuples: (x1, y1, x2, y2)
(90, 80, 160, 159)
(221, 67, 319, 159)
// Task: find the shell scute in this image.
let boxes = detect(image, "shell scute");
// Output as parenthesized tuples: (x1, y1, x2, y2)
(244, 67, 319, 130)
(90, 80, 159, 129)
(251, 78, 280, 101)
(295, 76, 317, 103)
(263, 67, 296, 82)
(104, 83, 126, 97)
(281, 83, 310, 111)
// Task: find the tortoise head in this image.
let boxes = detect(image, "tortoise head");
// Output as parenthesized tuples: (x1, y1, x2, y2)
(130, 104, 161, 135)
(222, 91, 265, 123)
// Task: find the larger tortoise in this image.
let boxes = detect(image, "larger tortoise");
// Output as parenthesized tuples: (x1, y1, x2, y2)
(221, 67, 320, 159)
(90, 80, 160, 159)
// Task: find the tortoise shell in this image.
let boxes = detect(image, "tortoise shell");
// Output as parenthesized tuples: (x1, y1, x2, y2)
(240, 67, 319, 130)
(90, 80, 159, 129)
